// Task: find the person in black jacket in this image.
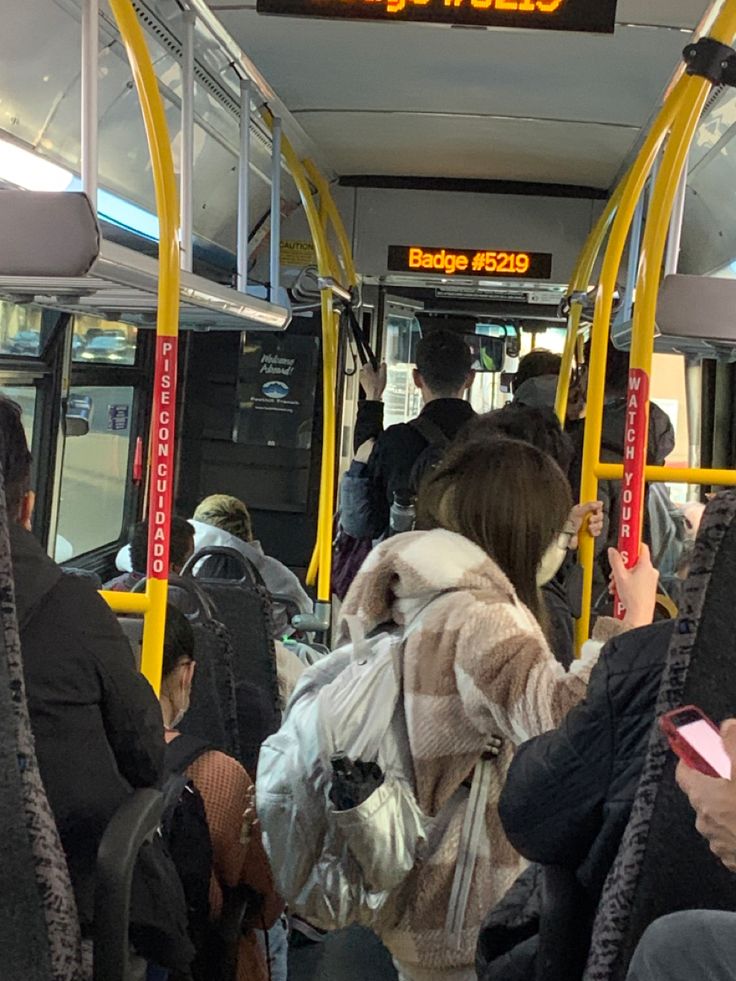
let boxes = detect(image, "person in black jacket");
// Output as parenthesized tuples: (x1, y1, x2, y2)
(340, 329, 476, 541)
(0, 395, 191, 972)
(476, 617, 674, 981)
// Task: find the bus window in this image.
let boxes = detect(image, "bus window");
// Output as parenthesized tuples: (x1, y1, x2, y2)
(72, 315, 137, 366)
(0, 299, 43, 357)
(1, 386, 37, 451)
(384, 314, 423, 427)
(55, 386, 135, 560)
(651, 352, 689, 503)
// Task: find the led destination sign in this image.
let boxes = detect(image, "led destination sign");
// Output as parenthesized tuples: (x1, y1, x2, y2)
(388, 245, 553, 280)
(256, 0, 617, 33)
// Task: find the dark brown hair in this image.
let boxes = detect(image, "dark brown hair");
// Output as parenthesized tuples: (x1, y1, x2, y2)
(416, 438, 572, 622)
(0, 395, 32, 520)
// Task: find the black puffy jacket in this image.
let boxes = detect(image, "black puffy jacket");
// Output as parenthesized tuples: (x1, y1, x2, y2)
(482, 621, 674, 981)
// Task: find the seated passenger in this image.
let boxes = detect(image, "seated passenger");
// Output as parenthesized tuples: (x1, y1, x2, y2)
(115, 495, 312, 639)
(192, 494, 311, 639)
(338, 437, 656, 981)
(160, 605, 283, 981)
(106, 516, 194, 591)
(481, 493, 728, 981)
(0, 395, 191, 972)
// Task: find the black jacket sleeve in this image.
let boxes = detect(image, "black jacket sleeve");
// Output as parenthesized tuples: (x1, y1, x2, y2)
(498, 649, 615, 867)
(353, 399, 384, 453)
(80, 585, 165, 788)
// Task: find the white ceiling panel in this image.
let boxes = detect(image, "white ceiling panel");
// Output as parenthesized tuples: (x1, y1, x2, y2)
(212, 0, 712, 186)
(295, 112, 638, 184)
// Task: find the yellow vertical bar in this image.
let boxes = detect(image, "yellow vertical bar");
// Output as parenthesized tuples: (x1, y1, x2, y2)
(107, 0, 180, 693)
(268, 115, 340, 603)
(574, 78, 689, 651)
(555, 184, 623, 423)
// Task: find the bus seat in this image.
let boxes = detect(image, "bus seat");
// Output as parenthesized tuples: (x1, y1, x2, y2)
(93, 788, 165, 981)
(117, 615, 144, 669)
(168, 575, 241, 760)
(183, 547, 281, 714)
(586, 490, 736, 980)
(0, 190, 99, 278)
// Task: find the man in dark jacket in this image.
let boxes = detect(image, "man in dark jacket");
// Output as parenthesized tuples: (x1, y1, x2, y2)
(339, 329, 475, 541)
(476, 619, 674, 981)
(0, 396, 179, 950)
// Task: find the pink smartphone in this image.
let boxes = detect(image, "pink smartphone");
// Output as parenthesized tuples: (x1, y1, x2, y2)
(659, 705, 732, 779)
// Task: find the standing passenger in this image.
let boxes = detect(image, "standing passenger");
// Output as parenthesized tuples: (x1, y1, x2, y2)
(340, 330, 475, 542)
(339, 438, 657, 981)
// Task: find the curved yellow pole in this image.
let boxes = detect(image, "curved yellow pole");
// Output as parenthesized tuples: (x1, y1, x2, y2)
(264, 112, 340, 604)
(303, 160, 358, 288)
(574, 77, 690, 650)
(555, 183, 624, 423)
(107, 0, 180, 693)
(619, 80, 710, 582)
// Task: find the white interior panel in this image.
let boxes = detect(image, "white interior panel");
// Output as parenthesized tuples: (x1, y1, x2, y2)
(294, 113, 639, 186)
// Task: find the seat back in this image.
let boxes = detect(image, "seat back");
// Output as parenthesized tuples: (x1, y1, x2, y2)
(132, 574, 241, 760)
(183, 548, 281, 713)
(587, 491, 736, 981)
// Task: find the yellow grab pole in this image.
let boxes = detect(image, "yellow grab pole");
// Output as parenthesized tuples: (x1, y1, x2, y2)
(108, 0, 180, 693)
(266, 114, 340, 604)
(555, 183, 623, 423)
(617, 78, 711, 606)
(303, 160, 358, 288)
(574, 77, 689, 650)
(596, 463, 736, 485)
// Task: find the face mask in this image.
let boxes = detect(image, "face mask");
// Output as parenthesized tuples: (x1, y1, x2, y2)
(536, 540, 567, 587)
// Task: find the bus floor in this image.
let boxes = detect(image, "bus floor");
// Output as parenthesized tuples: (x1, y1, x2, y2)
(288, 926, 398, 980)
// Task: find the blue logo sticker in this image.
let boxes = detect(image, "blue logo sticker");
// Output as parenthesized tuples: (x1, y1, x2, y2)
(262, 380, 290, 400)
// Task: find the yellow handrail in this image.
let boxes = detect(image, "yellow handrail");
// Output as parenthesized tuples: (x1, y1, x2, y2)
(572, 0, 736, 649)
(555, 181, 624, 423)
(574, 78, 687, 649)
(106, 0, 181, 693)
(264, 113, 341, 605)
(303, 160, 358, 289)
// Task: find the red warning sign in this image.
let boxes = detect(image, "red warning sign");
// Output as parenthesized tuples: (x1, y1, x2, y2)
(615, 368, 650, 618)
(147, 335, 178, 580)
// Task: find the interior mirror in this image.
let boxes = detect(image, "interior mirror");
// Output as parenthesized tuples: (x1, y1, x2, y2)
(465, 334, 506, 373)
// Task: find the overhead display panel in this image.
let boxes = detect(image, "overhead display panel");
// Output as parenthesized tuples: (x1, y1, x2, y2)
(256, 0, 617, 33)
(387, 245, 553, 280)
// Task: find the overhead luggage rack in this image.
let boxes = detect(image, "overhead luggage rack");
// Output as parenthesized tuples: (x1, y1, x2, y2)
(0, 191, 291, 331)
(612, 274, 736, 361)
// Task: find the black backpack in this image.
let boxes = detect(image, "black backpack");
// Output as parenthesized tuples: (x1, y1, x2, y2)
(407, 415, 453, 494)
(162, 735, 216, 981)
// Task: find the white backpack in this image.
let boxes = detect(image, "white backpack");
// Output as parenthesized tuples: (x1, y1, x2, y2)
(256, 606, 497, 942)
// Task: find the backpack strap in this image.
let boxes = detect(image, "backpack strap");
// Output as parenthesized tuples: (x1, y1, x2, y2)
(408, 415, 451, 450)
(165, 734, 217, 776)
(446, 746, 497, 947)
